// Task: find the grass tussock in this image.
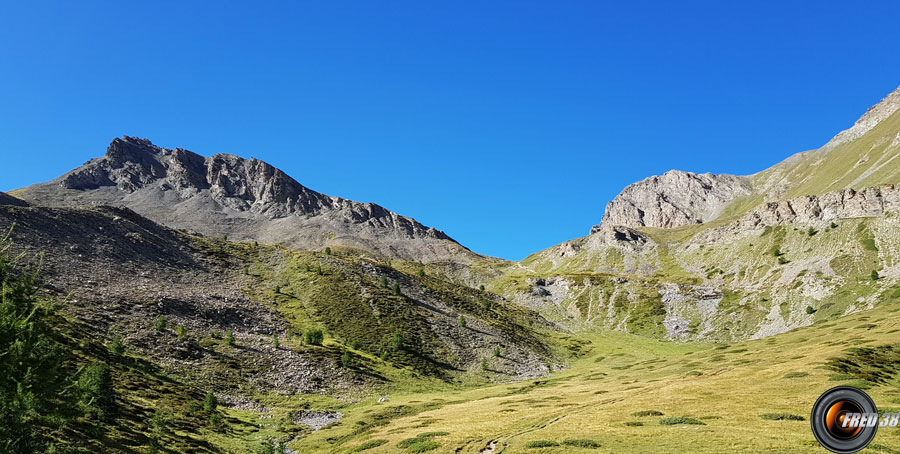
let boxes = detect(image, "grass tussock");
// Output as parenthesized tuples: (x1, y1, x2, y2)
(659, 417, 706, 425)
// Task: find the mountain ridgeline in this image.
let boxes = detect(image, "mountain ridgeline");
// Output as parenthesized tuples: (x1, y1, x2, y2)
(14, 137, 471, 263)
(504, 84, 900, 342)
(3, 83, 900, 453)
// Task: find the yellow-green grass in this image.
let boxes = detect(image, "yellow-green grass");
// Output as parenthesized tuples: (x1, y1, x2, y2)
(291, 300, 900, 453)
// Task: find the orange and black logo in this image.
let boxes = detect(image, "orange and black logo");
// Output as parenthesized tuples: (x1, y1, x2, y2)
(811, 386, 879, 453)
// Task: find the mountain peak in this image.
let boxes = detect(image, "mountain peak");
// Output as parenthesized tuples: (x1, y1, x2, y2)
(17, 136, 466, 262)
(595, 170, 752, 231)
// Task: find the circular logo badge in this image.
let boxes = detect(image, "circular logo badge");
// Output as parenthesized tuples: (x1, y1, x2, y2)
(811, 386, 878, 453)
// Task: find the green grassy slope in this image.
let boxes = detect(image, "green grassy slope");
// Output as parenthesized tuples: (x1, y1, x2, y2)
(310, 298, 900, 454)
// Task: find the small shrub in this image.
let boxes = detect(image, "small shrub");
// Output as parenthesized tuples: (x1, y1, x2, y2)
(393, 282, 401, 295)
(783, 371, 808, 379)
(351, 340, 361, 350)
(349, 440, 388, 452)
(660, 417, 705, 425)
(632, 410, 664, 417)
(392, 330, 405, 350)
(317, 265, 323, 275)
(778, 256, 789, 265)
(481, 358, 488, 371)
(479, 284, 485, 291)
(155, 316, 167, 332)
(176, 325, 186, 340)
(274, 285, 281, 294)
(526, 440, 559, 448)
(211, 330, 222, 339)
(341, 349, 351, 368)
(253, 240, 259, 247)
(830, 222, 839, 229)
(872, 270, 880, 281)
(562, 439, 601, 448)
(493, 347, 500, 357)
(76, 361, 116, 420)
(325, 247, 332, 255)
(225, 329, 235, 346)
(381, 275, 388, 287)
(305, 329, 324, 346)
(107, 334, 124, 355)
(273, 333, 280, 349)
(405, 441, 439, 453)
(624, 421, 644, 426)
(203, 391, 218, 412)
(458, 316, 467, 327)
(807, 227, 818, 236)
(243, 265, 249, 275)
(761, 413, 805, 421)
(418, 269, 425, 277)
(805, 305, 816, 315)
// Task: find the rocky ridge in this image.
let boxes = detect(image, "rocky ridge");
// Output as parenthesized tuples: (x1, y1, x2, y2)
(15, 137, 470, 262)
(595, 170, 752, 230)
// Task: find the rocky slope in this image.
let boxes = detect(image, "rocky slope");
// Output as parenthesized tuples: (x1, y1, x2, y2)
(0, 190, 28, 206)
(597, 85, 900, 232)
(495, 84, 900, 342)
(13, 136, 473, 263)
(595, 170, 753, 230)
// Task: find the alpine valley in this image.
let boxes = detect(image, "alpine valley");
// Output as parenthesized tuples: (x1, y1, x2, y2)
(4, 84, 900, 453)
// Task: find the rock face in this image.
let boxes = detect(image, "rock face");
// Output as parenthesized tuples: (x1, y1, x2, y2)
(738, 184, 900, 228)
(595, 170, 752, 230)
(15, 137, 471, 262)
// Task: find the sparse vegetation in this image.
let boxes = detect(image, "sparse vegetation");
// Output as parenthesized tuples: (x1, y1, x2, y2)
(562, 439, 601, 448)
(526, 440, 560, 448)
(155, 315, 167, 332)
(659, 417, 705, 425)
(107, 333, 125, 355)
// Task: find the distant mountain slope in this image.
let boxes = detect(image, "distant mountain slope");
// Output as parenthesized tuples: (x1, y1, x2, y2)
(498, 84, 900, 342)
(14, 137, 473, 262)
(596, 85, 900, 232)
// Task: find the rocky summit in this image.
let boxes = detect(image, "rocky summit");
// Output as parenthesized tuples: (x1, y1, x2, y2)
(14, 137, 472, 262)
(595, 170, 753, 231)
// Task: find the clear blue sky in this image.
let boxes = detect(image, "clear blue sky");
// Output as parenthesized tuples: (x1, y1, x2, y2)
(2, 1, 900, 260)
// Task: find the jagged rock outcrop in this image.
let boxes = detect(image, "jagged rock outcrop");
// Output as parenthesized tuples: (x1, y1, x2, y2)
(595, 170, 752, 230)
(738, 184, 900, 228)
(15, 137, 470, 262)
(0, 191, 28, 207)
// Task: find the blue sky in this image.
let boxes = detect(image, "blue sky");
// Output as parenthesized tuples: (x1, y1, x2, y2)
(2, 1, 900, 260)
